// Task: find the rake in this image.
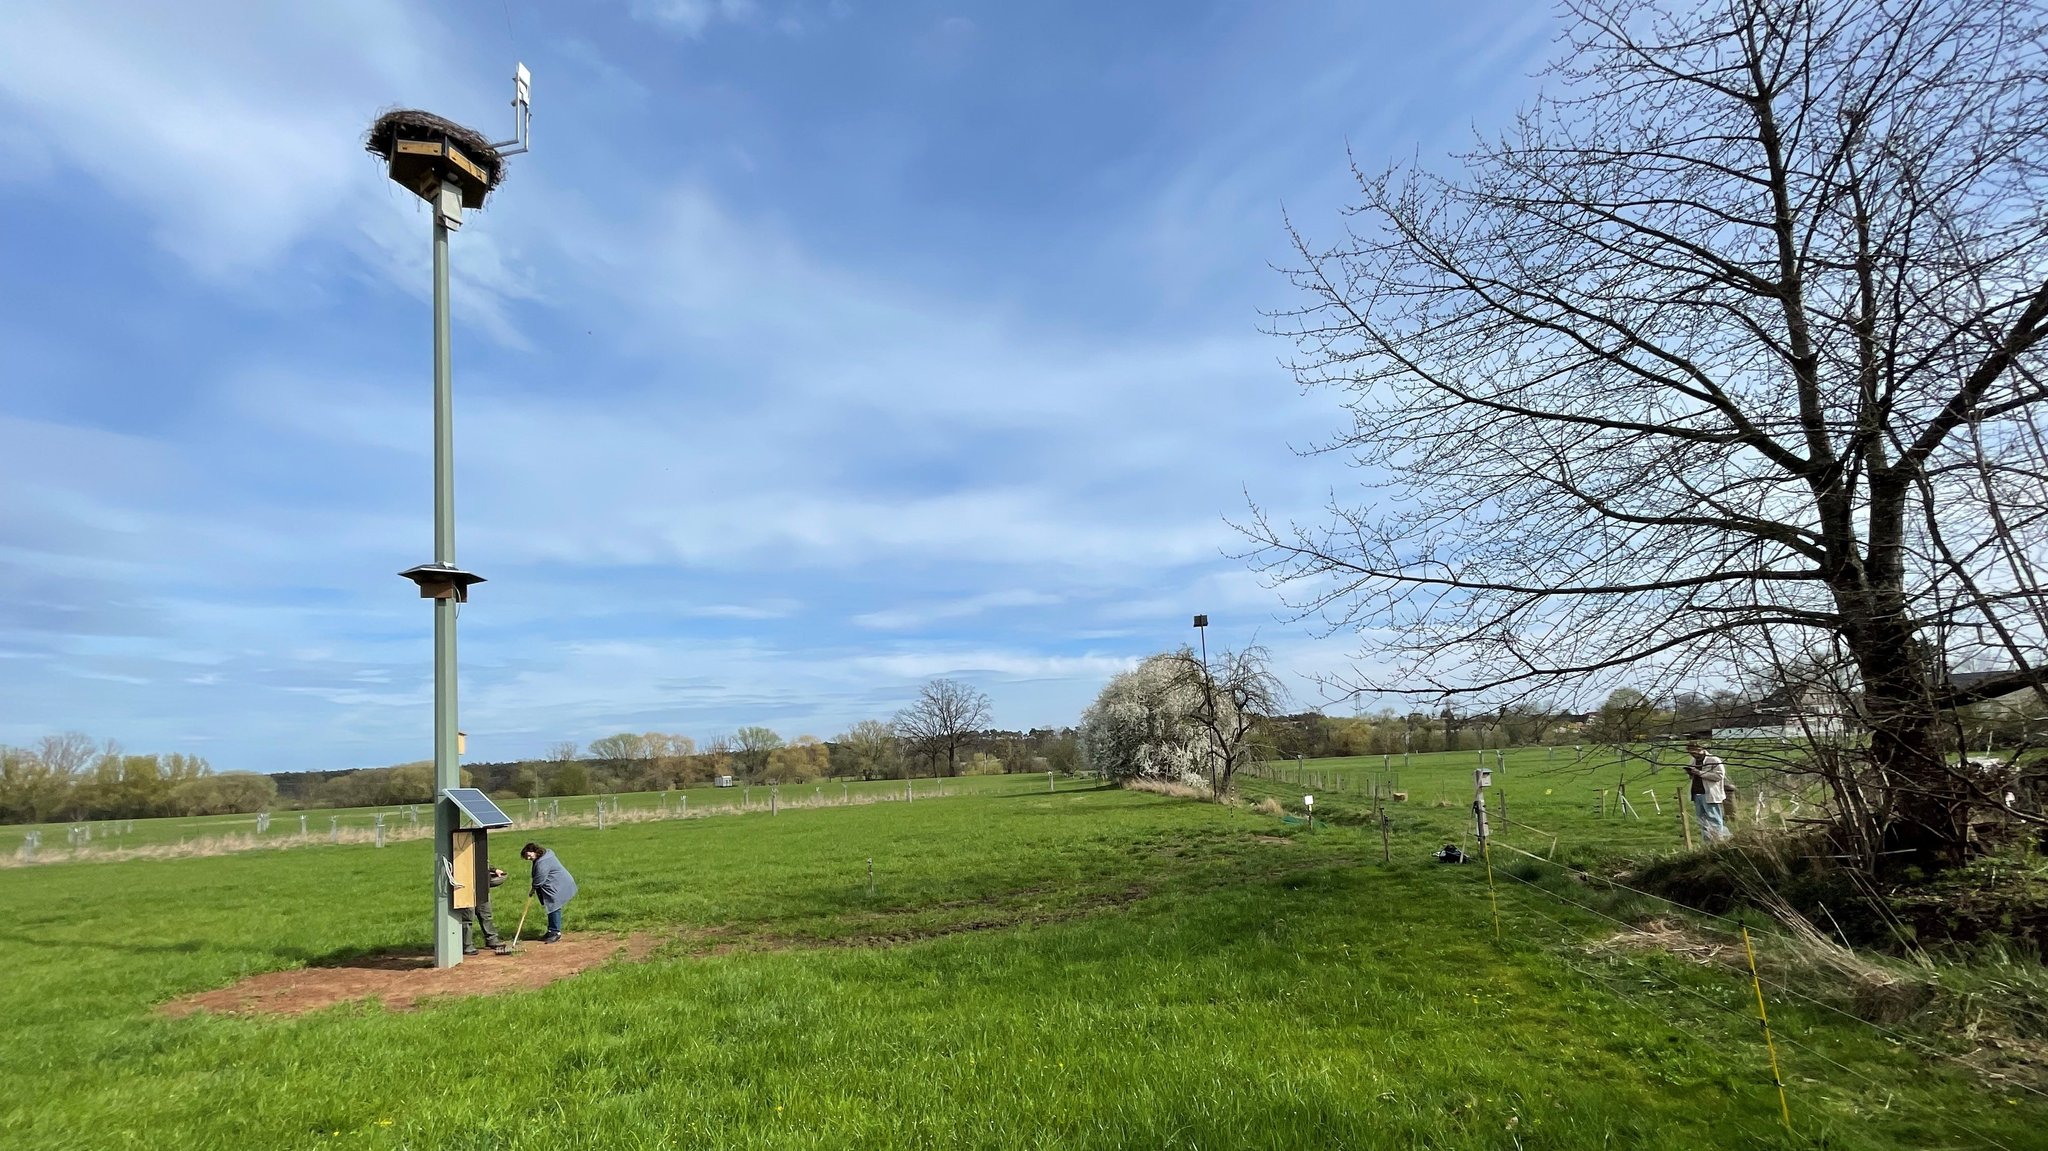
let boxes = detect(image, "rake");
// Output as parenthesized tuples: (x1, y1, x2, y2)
(507, 893, 535, 952)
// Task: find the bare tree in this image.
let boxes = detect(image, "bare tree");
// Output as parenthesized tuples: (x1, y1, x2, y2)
(43, 733, 103, 820)
(895, 678, 992, 777)
(732, 726, 786, 782)
(1245, 0, 2048, 867)
(1169, 644, 1283, 798)
(836, 719, 902, 780)
(36, 732, 95, 778)
(653, 733, 699, 788)
(704, 734, 737, 781)
(0, 743, 71, 823)
(585, 733, 650, 775)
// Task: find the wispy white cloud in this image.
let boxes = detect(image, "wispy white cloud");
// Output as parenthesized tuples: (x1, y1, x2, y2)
(628, 0, 760, 38)
(0, 1, 442, 276)
(848, 649, 1138, 684)
(685, 601, 802, 620)
(853, 590, 1062, 631)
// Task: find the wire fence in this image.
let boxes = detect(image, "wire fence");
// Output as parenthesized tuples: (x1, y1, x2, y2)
(2, 772, 1096, 868)
(1238, 752, 2043, 1144)
(1484, 861, 2025, 1151)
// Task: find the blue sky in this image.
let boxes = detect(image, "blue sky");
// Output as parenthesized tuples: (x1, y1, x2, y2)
(0, 0, 1553, 773)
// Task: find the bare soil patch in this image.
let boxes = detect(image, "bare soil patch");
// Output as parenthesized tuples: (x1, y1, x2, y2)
(160, 934, 660, 1018)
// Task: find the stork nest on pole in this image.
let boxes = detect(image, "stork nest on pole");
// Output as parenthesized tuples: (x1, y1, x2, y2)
(365, 108, 506, 206)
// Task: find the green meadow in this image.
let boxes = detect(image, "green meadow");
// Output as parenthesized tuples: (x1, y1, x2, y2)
(2, 752, 2038, 1150)
(0, 771, 1042, 857)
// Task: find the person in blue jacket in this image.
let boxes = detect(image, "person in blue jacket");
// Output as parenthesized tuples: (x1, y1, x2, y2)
(520, 841, 578, 943)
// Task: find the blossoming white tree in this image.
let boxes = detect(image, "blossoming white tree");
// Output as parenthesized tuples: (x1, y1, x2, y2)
(1081, 646, 1280, 797)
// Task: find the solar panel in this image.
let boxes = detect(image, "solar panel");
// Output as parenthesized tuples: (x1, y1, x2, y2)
(443, 787, 514, 829)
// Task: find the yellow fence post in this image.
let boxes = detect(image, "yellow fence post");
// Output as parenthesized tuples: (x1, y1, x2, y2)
(1742, 926, 1792, 1132)
(1481, 839, 1503, 942)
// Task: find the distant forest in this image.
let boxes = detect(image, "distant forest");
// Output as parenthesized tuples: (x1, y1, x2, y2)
(1, 727, 1081, 824)
(3, 700, 1794, 824)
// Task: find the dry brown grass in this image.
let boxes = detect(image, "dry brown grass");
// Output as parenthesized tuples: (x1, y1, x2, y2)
(1122, 777, 1214, 800)
(1587, 916, 1738, 965)
(1589, 912, 1935, 1024)
(0, 787, 949, 869)
(1252, 797, 1284, 817)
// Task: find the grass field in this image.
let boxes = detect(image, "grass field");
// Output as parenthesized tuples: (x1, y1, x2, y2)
(0, 771, 1058, 859)
(1, 744, 1765, 863)
(1240, 743, 1799, 862)
(3, 748, 2041, 1150)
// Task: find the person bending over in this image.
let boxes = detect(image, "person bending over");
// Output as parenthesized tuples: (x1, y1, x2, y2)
(521, 841, 578, 943)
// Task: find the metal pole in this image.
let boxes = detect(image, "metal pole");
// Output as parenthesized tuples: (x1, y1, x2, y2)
(431, 209, 463, 969)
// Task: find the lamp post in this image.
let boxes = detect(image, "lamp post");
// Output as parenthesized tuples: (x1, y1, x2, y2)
(369, 65, 532, 969)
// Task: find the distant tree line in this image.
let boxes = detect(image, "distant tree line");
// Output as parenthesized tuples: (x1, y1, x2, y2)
(1253, 705, 1589, 762)
(427, 723, 1079, 805)
(1, 677, 1083, 823)
(264, 725, 1080, 809)
(0, 733, 265, 823)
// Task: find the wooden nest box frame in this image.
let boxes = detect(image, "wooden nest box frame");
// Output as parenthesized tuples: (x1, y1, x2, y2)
(366, 110, 505, 220)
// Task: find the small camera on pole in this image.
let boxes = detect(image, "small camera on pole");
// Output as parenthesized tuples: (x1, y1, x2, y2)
(1471, 767, 1492, 842)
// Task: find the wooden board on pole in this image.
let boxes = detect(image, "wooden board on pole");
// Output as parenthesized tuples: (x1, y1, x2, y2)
(450, 829, 480, 909)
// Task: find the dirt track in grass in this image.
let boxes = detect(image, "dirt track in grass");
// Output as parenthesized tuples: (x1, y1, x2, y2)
(159, 934, 661, 1017)
(158, 863, 1292, 1018)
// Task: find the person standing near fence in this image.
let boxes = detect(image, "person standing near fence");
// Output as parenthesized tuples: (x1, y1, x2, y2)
(521, 841, 578, 943)
(1685, 743, 1729, 842)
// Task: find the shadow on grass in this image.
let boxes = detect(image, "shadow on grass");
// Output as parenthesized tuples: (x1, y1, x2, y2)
(9, 931, 449, 971)
(982, 782, 1121, 802)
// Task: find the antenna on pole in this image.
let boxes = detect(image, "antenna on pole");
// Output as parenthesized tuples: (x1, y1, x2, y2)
(493, 62, 533, 156)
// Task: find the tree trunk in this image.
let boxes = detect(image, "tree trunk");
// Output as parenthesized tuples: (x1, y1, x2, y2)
(1842, 591, 1966, 868)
